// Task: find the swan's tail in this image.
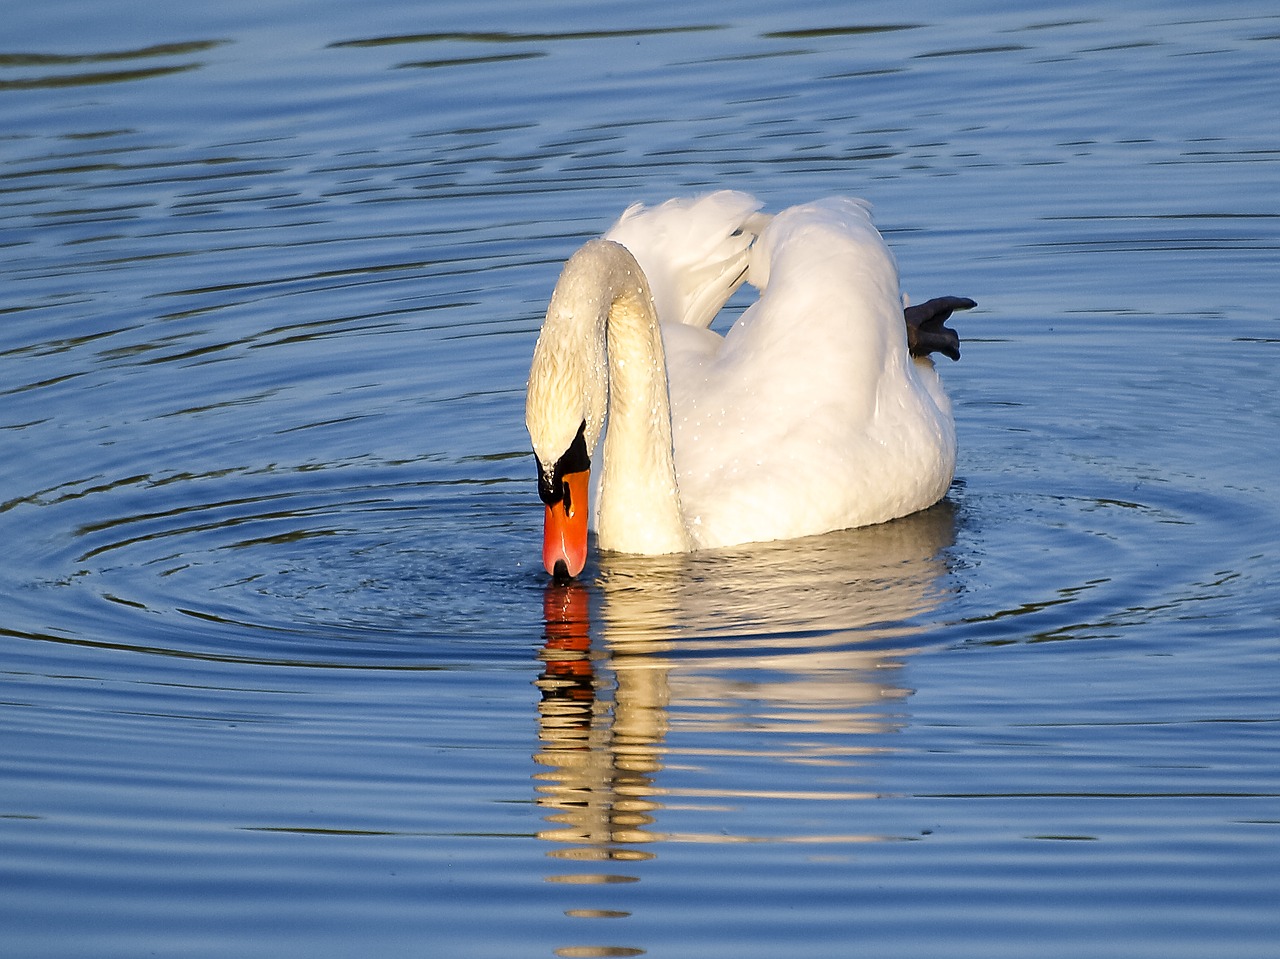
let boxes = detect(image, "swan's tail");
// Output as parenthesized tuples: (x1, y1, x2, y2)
(605, 191, 769, 330)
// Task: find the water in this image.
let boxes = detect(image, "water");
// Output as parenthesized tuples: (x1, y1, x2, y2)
(2, 1, 1278, 956)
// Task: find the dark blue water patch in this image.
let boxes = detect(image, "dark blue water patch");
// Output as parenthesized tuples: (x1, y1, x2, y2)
(1, 657, 548, 958)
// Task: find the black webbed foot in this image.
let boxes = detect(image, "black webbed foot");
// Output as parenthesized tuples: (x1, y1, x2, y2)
(904, 296, 975, 362)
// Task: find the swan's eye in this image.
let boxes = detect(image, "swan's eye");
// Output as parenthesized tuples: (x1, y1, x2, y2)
(536, 420, 588, 509)
(537, 464, 560, 506)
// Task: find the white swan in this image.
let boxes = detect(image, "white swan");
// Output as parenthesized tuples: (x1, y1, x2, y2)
(526, 191, 973, 579)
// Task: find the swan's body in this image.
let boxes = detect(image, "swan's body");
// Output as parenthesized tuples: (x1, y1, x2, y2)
(526, 191, 971, 579)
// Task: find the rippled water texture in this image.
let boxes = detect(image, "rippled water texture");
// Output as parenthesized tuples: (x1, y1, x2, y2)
(2, 2, 1278, 957)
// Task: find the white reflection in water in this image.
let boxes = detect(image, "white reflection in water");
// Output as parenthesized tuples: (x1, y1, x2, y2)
(533, 502, 956, 870)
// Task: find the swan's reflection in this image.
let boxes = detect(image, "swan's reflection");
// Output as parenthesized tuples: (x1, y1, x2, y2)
(535, 502, 956, 871)
(535, 584, 665, 862)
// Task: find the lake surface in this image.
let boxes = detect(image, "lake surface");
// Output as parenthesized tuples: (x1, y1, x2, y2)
(2, 1, 1278, 956)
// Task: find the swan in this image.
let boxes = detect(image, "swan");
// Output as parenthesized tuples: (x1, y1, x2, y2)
(525, 191, 973, 580)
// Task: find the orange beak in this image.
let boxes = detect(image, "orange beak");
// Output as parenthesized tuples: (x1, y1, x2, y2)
(542, 469, 590, 579)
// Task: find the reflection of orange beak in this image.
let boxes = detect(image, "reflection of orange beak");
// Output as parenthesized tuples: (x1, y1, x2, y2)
(542, 469, 590, 579)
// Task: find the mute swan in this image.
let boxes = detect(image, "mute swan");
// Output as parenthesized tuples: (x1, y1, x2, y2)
(526, 191, 974, 580)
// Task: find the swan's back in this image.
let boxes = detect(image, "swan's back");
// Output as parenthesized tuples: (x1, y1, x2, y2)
(604, 191, 765, 330)
(668, 198, 956, 548)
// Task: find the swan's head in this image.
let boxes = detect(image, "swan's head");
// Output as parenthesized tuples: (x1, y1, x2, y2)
(526, 246, 614, 579)
(529, 419, 591, 581)
(526, 365, 599, 579)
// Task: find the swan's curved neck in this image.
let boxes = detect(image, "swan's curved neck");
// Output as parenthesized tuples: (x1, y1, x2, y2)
(543, 240, 691, 555)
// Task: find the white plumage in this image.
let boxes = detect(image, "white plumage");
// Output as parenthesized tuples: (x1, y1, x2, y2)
(526, 191, 965, 576)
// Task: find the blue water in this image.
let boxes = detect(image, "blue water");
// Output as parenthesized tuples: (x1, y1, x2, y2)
(2, 2, 1278, 957)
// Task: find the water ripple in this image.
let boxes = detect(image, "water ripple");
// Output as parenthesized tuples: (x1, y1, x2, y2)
(0, 41, 226, 91)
